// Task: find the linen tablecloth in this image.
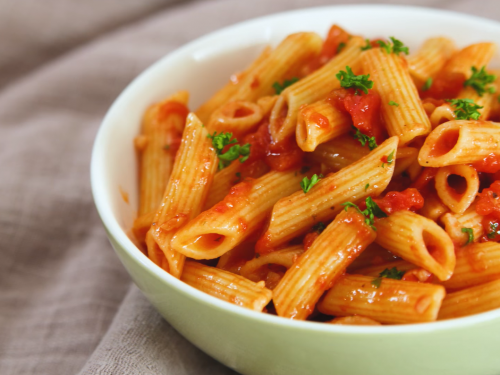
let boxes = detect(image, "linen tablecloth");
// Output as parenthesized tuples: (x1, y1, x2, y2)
(1, 0, 499, 374)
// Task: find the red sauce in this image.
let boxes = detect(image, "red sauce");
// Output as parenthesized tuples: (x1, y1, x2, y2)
(159, 213, 188, 232)
(243, 122, 304, 171)
(380, 155, 388, 164)
(234, 106, 254, 118)
(476, 180, 500, 219)
(410, 167, 438, 193)
(255, 233, 273, 255)
(158, 101, 189, 121)
(309, 112, 330, 129)
(428, 129, 459, 158)
(250, 76, 260, 89)
(473, 154, 500, 173)
(374, 188, 424, 215)
(213, 180, 253, 214)
(480, 215, 500, 242)
(303, 231, 319, 250)
(303, 25, 350, 74)
(424, 71, 466, 99)
(327, 88, 385, 143)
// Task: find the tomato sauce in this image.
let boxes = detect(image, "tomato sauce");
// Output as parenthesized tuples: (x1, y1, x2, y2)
(410, 168, 438, 193)
(158, 101, 189, 121)
(428, 129, 459, 158)
(423, 71, 465, 99)
(309, 112, 330, 129)
(472, 154, 500, 173)
(303, 231, 320, 250)
(303, 25, 350, 74)
(374, 188, 424, 215)
(243, 122, 304, 171)
(213, 180, 253, 214)
(476, 180, 500, 220)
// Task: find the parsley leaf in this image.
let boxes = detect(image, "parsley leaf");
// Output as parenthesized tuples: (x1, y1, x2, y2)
(422, 78, 433, 91)
(488, 222, 499, 239)
(361, 39, 372, 51)
(341, 197, 387, 231)
(301, 174, 323, 193)
(461, 227, 474, 245)
(336, 42, 346, 54)
(336, 66, 374, 95)
(381, 150, 395, 168)
(372, 267, 405, 288)
(273, 77, 299, 95)
(464, 66, 497, 97)
(207, 132, 251, 170)
(446, 99, 483, 120)
(352, 126, 378, 150)
(365, 183, 370, 191)
(312, 221, 326, 233)
(388, 101, 399, 107)
(377, 37, 409, 56)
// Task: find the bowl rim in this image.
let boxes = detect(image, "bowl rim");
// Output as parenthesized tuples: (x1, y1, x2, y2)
(91, 3, 500, 334)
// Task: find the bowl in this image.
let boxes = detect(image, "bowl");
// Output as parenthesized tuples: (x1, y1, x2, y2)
(91, 5, 500, 375)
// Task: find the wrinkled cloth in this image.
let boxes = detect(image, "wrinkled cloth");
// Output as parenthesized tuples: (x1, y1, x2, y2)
(1, 0, 499, 374)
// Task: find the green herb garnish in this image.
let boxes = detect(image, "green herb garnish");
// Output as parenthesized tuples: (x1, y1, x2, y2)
(273, 77, 299, 95)
(381, 150, 395, 168)
(488, 222, 499, 239)
(301, 174, 323, 193)
(422, 78, 433, 91)
(372, 267, 405, 288)
(461, 227, 474, 245)
(336, 42, 346, 54)
(389, 101, 399, 107)
(464, 66, 496, 97)
(352, 126, 378, 150)
(207, 132, 251, 170)
(361, 39, 372, 51)
(312, 221, 326, 233)
(365, 183, 370, 192)
(336, 66, 374, 95)
(446, 99, 483, 120)
(341, 197, 387, 231)
(377, 37, 409, 56)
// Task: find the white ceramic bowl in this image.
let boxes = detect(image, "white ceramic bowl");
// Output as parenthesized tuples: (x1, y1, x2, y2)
(91, 5, 500, 375)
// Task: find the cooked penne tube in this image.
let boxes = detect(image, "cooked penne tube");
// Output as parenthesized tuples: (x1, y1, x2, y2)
(440, 203, 484, 247)
(457, 86, 495, 120)
(361, 48, 431, 145)
(137, 91, 188, 216)
(440, 42, 496, 82)
(273, 208, 376, 320)
(435, 164, 479, 214)
(347, 242, 400, 271)
(240, 245, 304, 282)
(407, 37, 456, 88)
(328, 316, 381, 325)
(318, 274, 446, 324)
(132, 210, 155, 245)
(375, 210, 455, 281)
(429, 103, 456, 129)
(149, 114, 218, 278)
(418, 120, 500, 167)
(256, 137, 398, 252)
(195, 46, 271, 123)
(207, 100, 263, 138)
(442, 242, 500, 290)
(296, 98, 351, 152)
(269, 37, 364, 142)
(181, 260, 272, 311)
(257, 95, 279, 117)
(439, 279, 500, 320)
(419, 190, 449, 221)
(171, 169, 310, 260)
(146, 229, 167, 270)
(355, 260, 416, 277)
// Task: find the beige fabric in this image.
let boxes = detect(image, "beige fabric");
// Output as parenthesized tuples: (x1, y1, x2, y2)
(0, 0, 499, 374)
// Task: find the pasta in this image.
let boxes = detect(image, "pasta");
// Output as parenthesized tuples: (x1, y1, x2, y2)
(130, 27, 500, 324)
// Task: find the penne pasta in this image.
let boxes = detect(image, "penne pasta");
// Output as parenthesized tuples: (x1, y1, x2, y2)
(273, 208, 376, 320)
(418, 120, 500, 167)
(149, 113, 218, 278)
(269, 37, 365, 143)
(429, 103, 456, 129)
(207, 100, 263, 138)
(374, 210, 455, 281)
(328, 316, 382, 325)
(296, 98, 351, 152)
(434, 164, 479, 214)
(361, 48, 431, 145)
(439, 279, 500, 320)
(419, 190, 449, 221)
(171, 169, 311, 260)
(440, 203, 484, 247)
(355, 259, 416, 277)
(256, 136, 398, 252)
(181, 260, 272, 311)
(318, 274, 446, 324)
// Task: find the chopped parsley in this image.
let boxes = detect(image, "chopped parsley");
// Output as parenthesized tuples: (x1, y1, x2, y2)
(488, 222, 499, 239)
(463, 66, 497, 97)
(461, 227, 474, 245)
(207, 132, 251, 170)
(273, 77, 299, 95)
(301, 174, 323, 193)
(336, 42, 346, 54)
(372, 267, 405, 288)
(365, 183, 370, 192)
(361, 39, 372, 51)
(336, 66, 374, 95)
(312, 221, 326, 233)
(381, 150, 395, 168)
(352, 126, 378, 150)
(377, 37, 409, 56)
(388, 101, 399, 107)
(446, 99, 483, 120)
(422, 78, 433, 91)
(341, 197, 387, 231)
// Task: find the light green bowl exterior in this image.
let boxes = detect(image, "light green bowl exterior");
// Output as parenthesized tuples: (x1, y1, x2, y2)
(92, 6, 500, 375)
